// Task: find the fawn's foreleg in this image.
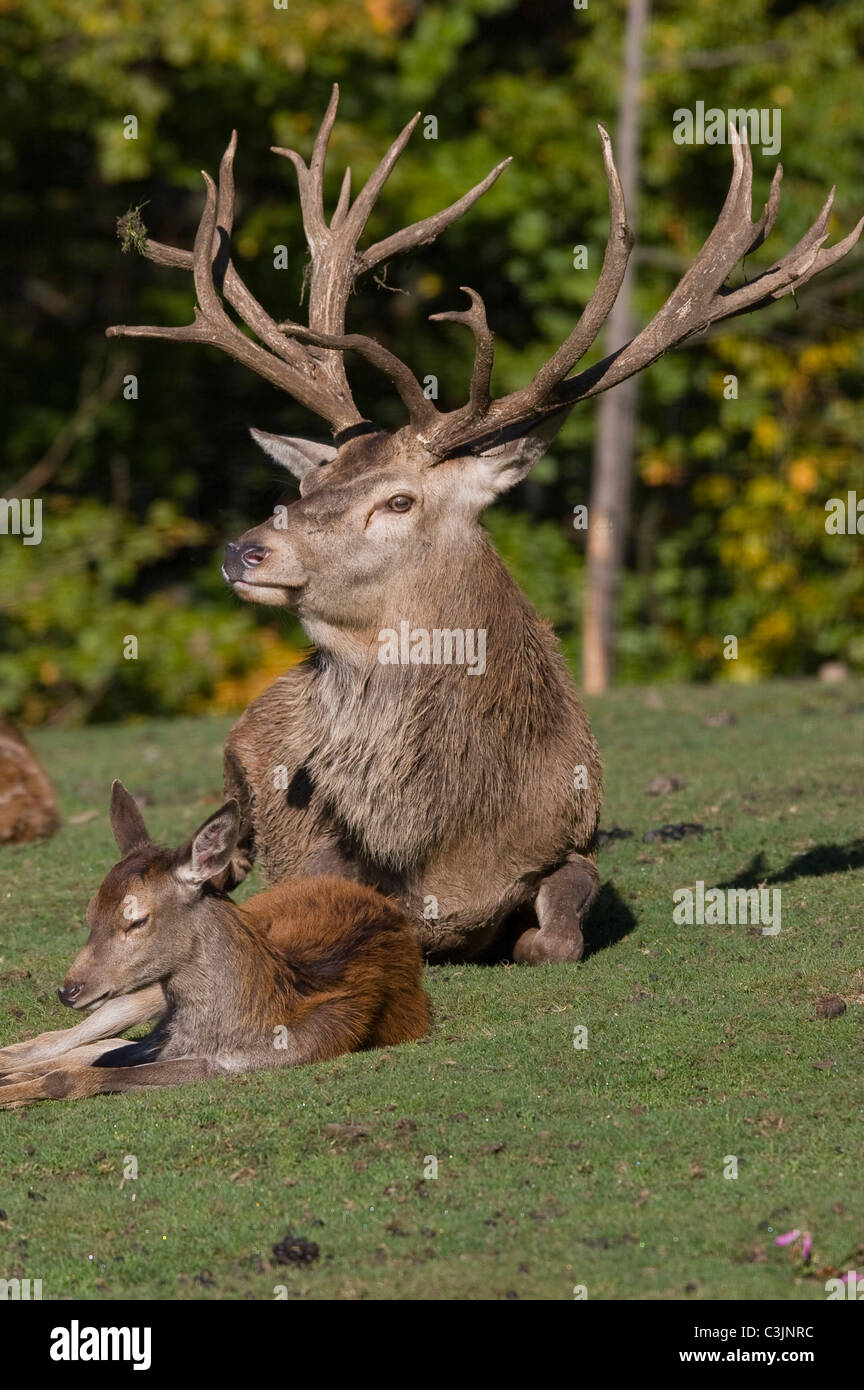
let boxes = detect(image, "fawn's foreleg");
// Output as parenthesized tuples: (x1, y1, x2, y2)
(0, 984, 166, 1075)
(0, 1037, 145, 1085)
(0, 1056, 221, 1107)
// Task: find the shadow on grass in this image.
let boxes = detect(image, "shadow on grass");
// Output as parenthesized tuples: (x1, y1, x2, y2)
(718, 840, 864, 889)
(583, 881, 637, 959)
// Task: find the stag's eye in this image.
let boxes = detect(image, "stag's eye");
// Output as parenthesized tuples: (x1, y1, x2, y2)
(124, 916, 149, 934)
(387, 494, 414, 513)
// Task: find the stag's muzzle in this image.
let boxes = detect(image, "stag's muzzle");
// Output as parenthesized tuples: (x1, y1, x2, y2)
(222, 541, 270, 583)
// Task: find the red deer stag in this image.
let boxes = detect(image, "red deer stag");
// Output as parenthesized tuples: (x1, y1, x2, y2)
(0, 781, 429, 1106)
(106, 89, 862, 964)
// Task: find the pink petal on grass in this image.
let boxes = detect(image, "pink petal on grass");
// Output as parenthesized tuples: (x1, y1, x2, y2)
(775, 1229, 800, 1247)
(801, 1234, 812, 1262)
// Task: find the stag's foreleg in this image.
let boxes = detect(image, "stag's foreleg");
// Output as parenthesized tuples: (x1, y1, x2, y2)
(512, 854, 599, 964)
(0, 984, 166, 1075)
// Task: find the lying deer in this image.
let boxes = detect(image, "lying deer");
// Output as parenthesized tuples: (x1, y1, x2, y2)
(0, 716, 60, 845)
(0, 782, 429, 1106)
(106, 88, 863, 965)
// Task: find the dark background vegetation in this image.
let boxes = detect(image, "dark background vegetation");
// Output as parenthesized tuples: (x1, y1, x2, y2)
(2, 0, 863, 723)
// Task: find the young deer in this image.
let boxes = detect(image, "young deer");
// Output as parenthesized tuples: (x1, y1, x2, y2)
(106, 88, 863, 965)
(0, 782, 429, 1107)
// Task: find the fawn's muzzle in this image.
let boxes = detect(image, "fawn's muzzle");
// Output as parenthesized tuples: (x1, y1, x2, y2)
(223, 541, 271, 583)
(58, 982, 83, 1007)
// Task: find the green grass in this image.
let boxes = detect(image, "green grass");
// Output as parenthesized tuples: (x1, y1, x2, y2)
(1, 679, 863, 1301)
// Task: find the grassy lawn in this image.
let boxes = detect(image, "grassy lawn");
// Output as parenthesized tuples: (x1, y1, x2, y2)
(1, 678, 862, 1301)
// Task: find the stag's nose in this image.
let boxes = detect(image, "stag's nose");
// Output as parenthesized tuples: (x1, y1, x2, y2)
(58, 981, 83, 1007)
(223, 541, 271, 583)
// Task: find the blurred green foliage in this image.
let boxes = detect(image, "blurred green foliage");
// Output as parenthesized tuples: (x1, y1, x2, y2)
(1, 0, 863, 721)
(0, 497, 274, 723)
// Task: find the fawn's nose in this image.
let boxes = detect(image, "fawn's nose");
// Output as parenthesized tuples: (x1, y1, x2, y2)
(222, 541, 271, 582)
(58, 982, 83, 1007)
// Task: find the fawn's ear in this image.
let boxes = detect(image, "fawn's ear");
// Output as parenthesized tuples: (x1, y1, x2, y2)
(110, 780, 151, 855)
(177, 801, 240, 886)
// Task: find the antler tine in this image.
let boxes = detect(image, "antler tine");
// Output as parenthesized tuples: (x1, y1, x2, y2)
(192, 172, 224, 322)
(210, 128, 238, 291)
(345, 111, 422, 242)
(658, 127, 764, 310)
(357, 158, 512, 274)
(331, 166, 352, 231)
(217, 130, 237, 234)
(783, 207, 864, 292)
(717, 188, 864, 317)
(747, 161, 784, 257)
(526, 125, 633, 401)
(311, 84, 340, 186)
(430, 286, 494, 417)
(271, 83, 341, 240)
(278, 322, 439, 428)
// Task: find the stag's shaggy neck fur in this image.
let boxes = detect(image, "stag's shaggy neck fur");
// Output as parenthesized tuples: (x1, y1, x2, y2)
(302, 528, 592, 874)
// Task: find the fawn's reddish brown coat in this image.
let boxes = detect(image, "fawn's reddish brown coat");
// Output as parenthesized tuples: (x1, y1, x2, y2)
(0, 783, 429, 1106)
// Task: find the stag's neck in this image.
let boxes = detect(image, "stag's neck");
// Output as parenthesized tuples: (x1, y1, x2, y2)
(300, 528, 575, 869)
(307, 527, 552, 679)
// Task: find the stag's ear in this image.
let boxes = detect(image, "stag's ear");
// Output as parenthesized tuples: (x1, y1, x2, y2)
(177, 801, 240, 886)
(250, 428, 338, 480)
(110, 780, 151, 855)
(467, 416, 563, 504)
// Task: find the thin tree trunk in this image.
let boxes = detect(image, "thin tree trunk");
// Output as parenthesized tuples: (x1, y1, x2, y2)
(582, 0, 650, 693)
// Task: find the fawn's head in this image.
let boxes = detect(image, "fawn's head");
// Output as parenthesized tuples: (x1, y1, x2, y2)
(59, 783, 241, 1010)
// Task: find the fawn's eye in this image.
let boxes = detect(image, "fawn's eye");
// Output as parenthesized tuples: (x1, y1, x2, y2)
(387, 494, 414, 513)
(124, 916, 149, 934)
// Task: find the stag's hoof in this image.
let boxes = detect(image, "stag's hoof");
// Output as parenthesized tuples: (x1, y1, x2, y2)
(511, 925, 584, 965)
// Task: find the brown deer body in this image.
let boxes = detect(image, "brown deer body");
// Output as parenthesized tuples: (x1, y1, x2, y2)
(223, 513, 602, 962)
(0, 783, 429, 1107)
(106, 89, 862, 965)
(0, 716, 60, 845)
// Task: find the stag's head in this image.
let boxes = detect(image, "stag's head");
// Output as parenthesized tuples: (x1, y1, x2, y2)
(107, 87, 863, 640)
(59, 783, 240, 1010)
(220, 418, 559, 634)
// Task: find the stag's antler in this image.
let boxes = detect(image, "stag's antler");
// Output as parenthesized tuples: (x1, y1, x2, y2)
(106, 85, 510, 436)
(108, 95, 862, 454)
(416, 124, 864, 457)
